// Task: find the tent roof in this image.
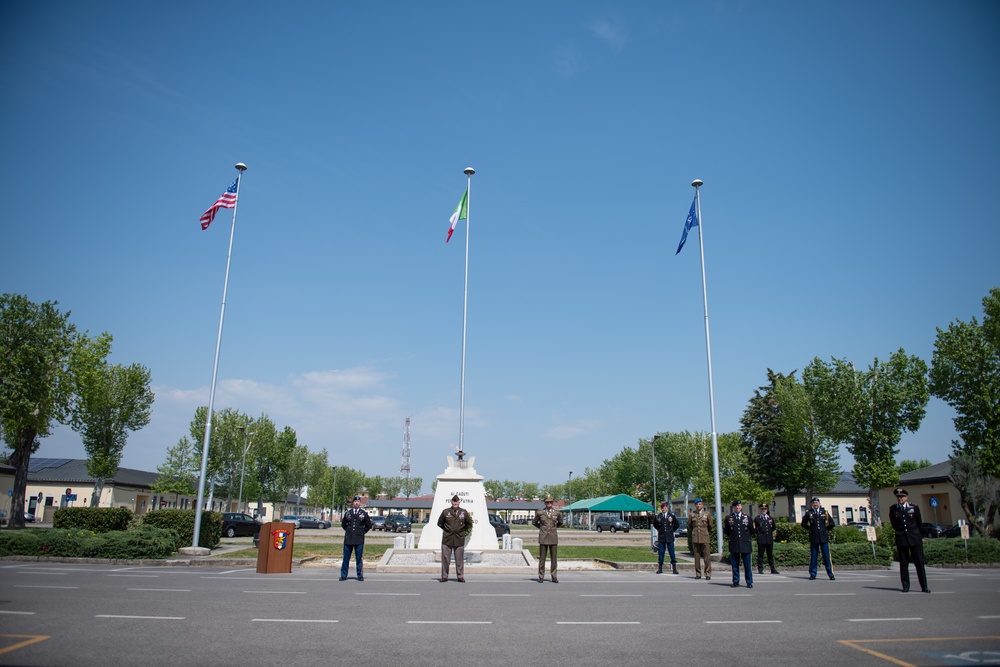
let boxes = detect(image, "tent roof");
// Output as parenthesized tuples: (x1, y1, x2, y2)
(561, 494, 654, 513)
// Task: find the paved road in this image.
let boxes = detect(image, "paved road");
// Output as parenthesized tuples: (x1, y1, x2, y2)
(1, 562, 998, 667)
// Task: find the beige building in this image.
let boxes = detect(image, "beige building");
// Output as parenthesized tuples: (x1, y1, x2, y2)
(875, 460, 961, 527)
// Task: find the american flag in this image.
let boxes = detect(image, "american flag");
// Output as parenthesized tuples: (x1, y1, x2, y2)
(200, 179, 238, 230)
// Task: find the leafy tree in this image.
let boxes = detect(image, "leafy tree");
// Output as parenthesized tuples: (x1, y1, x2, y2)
(401, 476, 423, 498)
(0, 295, 77, 528)
(382, 476, 404, 500)
(804, 349, 929, 524)
(930, 287, 1000, 477)
(691, 432, 769, 510)
(284, 442, 309, 511)
(949, 453, 1000, 537)
(68, 332, 154, 506)
(896, 458, 933, 477)
(646, 431, 700, 507)
(521, 482, 541, 500)
(483, 480, 503, 500)
(741, 370, 840, 520)
(152, 437, 200, 505)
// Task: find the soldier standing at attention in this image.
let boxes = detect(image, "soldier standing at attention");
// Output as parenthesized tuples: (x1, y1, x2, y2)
(688, 498, 713, 580)
(754, 502, 779, 574)
(652, 501, 679, 574)
(533, 493, 563, 583)
(724, 500, 754, 588)
(340, 495, 372, 581)
(438, 494, 473, 583)
(801, 497, 836, 580)
(888, 487, 930, 593)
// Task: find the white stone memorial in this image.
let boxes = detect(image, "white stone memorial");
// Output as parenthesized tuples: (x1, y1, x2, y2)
(417, 450, 499, 551)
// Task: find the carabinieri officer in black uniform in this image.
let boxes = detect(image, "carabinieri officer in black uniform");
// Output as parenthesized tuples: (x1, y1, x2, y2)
(888, 487, 929, 593)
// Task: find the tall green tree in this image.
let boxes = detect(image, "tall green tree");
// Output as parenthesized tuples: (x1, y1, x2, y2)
(804, 349, 929, 524)
(896, 458, 933, 477)
(929, 287, 1000, 477)
(0, 295, 78, 528)
(948, 453, 999, 537)
(68, 332, 154, 506)
(741, 370, 840, 520)
(152, 436, 200, 505)
(645, 431, 700, 507)
(691, 432, 769, 509)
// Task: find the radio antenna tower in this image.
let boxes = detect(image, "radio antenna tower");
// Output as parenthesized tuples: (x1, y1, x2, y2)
(401, 417, 411, 498)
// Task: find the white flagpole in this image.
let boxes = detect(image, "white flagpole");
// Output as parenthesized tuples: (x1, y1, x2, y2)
(190, 162, 247, 552)
(458, 166, 475, 452)
(691, 179, 724, 550)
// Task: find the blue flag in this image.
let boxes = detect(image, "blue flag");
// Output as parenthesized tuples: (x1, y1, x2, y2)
(675, 195, 699, 255)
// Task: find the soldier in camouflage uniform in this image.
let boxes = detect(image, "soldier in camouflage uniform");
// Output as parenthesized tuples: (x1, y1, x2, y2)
(438, 494, 473, 582)
(688, 498, 713, 580)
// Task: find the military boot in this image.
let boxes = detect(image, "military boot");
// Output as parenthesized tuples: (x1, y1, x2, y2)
(672, 565, 678, 575)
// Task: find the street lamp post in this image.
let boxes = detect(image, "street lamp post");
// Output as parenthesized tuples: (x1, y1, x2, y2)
(568, 471, 573, 528)
(236, 427, 253, 514)
(330, 466, 339, 522)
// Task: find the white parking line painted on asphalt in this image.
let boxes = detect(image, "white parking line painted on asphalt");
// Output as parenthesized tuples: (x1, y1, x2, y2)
(469, 594, 531, 597)
(355, 592, 421, 596)
(706, 620, 782, 624)
(96, 615, 185, 620)
(847, 617, 922, 622)
(13, 585, 79, 589)
(579, 594, 642, 597)
(127, 588, 192, 592)
(107, 574, 158, 578)
(408, 621, 493, 624)
(252, 619, 339, 623)
(242, 590, 307, 594)
(556, 621, 641, 625)
(692, 594, 753, 597)
(978, 615, 1000, 619)
(794, 593, 857, 596)
(0, 610, 36, 615)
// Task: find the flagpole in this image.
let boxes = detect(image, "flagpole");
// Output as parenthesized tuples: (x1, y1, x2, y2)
(458, 166, 475, 452)
(189, 162, 247, 553)
(692, 178, 724, 551)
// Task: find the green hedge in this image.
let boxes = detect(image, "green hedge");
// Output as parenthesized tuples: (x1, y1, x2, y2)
(764, 541, 893, 567)
(921, 537, 1000, 565)
(140, 509, 221, 549)
(0, 526, 178, 559)
(52, 507, 134, 533)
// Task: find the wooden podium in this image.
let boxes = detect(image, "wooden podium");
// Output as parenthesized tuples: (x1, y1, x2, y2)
(256, 522, 295, 574)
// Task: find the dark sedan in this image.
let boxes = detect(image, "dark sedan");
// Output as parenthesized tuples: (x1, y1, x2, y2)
(221, 512, 261, 539)
(920, 522, 960, 538)
(295, 515, 332, 529)
(489, 513, 510, 537)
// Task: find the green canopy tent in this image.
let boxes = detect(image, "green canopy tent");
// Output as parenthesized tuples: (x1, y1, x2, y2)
(559, 494, 654, 530)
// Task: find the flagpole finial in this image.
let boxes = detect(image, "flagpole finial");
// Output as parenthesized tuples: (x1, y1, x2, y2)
(464, 167, 475, 176)
(691, 179, 703, 188)
(235, 163, 248, 172)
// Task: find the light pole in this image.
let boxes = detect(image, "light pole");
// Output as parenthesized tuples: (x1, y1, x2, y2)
(236, 426, 253, 514)
(568, 471, 573, 528)
(330, 466, 339, 521)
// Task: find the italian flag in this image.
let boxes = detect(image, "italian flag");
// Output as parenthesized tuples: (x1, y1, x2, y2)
(447, 189, 468, 243)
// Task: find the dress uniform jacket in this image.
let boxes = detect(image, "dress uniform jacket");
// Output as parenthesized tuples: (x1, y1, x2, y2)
(652, 511, 679, 544)
(723, 512, 753, 554)
(801, 507, 835, 543)
(889, 502, 923, 547)
(438, 506, 473, 548)
(753, 513, 776, 545)
(341, 507, 372, 546)
(533, 507, 563, 545)
(688, 509, 713, 544)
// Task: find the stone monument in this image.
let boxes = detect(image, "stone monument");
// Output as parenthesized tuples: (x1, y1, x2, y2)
(417, 449, 498, 551)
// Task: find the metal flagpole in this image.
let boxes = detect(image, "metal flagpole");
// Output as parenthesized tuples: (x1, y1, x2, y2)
(458, 166, 475, 452)
(191, 162, 247, 552)
(691, 179, 724, 550)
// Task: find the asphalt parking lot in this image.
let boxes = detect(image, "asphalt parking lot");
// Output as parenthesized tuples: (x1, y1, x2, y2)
(1, 561, 998, 667)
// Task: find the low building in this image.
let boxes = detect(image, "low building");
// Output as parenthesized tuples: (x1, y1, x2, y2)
(876, 460, 962, 527)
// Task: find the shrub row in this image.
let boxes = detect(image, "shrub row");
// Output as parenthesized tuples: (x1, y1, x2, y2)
(0, 526, 178, 559)
(52, 507, 134, 533)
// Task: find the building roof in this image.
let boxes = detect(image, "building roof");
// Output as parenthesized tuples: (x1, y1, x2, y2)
(899, 460, 951, 484)
(22, 458, 159, 486)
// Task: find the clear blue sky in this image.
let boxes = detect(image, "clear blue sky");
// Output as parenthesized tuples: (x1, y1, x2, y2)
(2, 2, 997, 493)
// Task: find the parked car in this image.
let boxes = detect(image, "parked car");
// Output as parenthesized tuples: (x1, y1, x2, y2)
(23, 512, 35, 523)
(594, 516, 630, 533)
(280, 515, 302, 529)
(370, 516, 386, 531)
(221, 512, 262, 539)
(921, 522, 960, 538)
(489, 513, 510, 537)
(848, 521, 872, 532)
(295, 515, 331, 529)
(384, 514, 412, 533)
(674, 516, 688, 538)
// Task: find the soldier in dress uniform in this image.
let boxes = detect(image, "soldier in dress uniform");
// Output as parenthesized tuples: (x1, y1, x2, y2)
(340, 495, 372, 581)
(438, 494, 473, 582)
(753, 502, 779, 574)
(533, 493, 563, 583)
(724, 500, 754, 588)
(652, 501, 679, 574)
(688, 498, 713, 580)
(888, 487, 930, 593)
(801, 497, 835, 580)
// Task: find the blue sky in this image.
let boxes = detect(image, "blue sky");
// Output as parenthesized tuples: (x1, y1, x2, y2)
(2, 1, 997, 493)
